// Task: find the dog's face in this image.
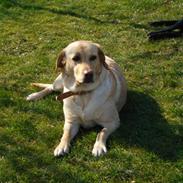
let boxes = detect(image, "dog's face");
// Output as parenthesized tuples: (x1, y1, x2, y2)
(56, 41, 108, 91)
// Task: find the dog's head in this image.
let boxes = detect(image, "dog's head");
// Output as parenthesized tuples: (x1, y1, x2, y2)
(56, 41, 108, 91)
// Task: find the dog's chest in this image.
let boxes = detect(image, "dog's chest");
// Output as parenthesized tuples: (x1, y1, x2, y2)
(72, 94, 100, 122)
(74, 94, 90, 109)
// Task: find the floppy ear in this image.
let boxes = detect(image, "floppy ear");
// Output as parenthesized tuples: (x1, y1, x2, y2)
(98, 47, 109, 70)
(56, 50, 66, 72)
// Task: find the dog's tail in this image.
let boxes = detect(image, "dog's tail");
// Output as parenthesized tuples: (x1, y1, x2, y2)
(31, 83, 53, 89)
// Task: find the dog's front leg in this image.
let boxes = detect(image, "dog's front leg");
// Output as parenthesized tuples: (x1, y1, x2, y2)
(92, 121, 120, 157)
(54, 122, 79, 156)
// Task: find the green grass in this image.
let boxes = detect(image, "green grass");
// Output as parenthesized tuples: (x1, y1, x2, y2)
(0, 0, 183, 182)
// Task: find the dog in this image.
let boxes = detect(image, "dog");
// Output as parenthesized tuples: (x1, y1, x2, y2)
(26, 41, 127, 157)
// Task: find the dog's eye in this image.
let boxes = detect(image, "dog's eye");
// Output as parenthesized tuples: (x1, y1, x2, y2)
(90, 55, 97, 61)
(72, 55, 81, 62)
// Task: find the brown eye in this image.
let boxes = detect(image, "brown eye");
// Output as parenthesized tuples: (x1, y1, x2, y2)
(90, 55, 97, 61)
(72, 54, 81, 62)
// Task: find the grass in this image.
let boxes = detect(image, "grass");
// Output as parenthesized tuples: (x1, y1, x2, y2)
(0, 0, 183, 182)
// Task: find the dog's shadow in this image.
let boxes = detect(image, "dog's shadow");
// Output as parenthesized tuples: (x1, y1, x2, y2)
(113, 90, 182, 161)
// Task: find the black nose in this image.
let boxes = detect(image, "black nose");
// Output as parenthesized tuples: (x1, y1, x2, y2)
(84, 71, 94, 83)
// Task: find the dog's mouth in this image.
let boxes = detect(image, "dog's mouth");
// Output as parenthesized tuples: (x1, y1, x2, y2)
(76, 79, 94, 86)
(74, 76, 98, 92)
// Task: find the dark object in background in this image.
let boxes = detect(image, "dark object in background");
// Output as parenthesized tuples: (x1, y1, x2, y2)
(148, 19, 183, 40)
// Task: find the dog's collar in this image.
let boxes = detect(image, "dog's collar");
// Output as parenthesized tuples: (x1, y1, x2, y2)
(56, 90, 90, 101)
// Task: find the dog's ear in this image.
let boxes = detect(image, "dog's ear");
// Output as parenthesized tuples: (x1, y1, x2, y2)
(97, 47, 109, 70)
(56, 50, 66, 72)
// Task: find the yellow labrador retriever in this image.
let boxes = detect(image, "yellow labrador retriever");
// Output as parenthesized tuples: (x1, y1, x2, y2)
(27, 41, 127, 157)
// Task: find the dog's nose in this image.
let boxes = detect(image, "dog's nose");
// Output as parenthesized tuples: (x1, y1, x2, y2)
(83, 71, 94, 83)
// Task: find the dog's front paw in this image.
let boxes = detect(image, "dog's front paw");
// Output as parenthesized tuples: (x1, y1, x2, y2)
(26, 93, 40, 101)
(54, 142, 70, 157)
(92, 141, 107, 157)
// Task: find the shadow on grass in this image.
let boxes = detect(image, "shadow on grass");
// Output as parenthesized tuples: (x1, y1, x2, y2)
(129, 46, 180, 61)
(0, 131, 85, 183)
(2, 111, 89, 182)
(115, 90, 182, 161)
(0, 0, 127, 24)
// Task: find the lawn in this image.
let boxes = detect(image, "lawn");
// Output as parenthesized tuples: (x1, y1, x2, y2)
(0, 0, 182, 182)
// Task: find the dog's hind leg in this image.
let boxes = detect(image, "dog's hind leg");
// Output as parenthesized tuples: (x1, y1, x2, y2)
(26, 74, 63, 101)
(26, 85, 53, 101)
(31, 83, 53, 89)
